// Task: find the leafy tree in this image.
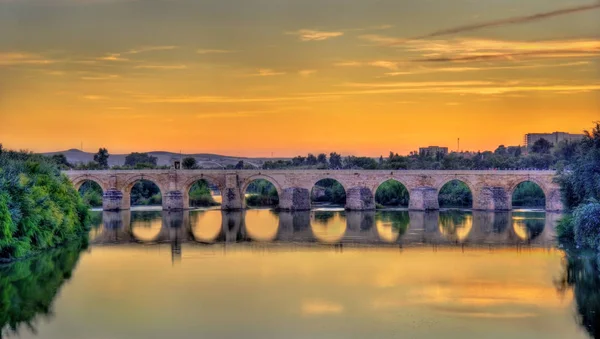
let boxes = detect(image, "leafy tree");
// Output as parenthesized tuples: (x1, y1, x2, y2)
(438, 180, 473, 208)
(375, 180, 409, 207)
(558, 122, 600, 209)
(306, 154, 317, 166)
(494, 145, 507, 156)
(50, 154, 71, 169)
(188, 180, 218, 207)
(235, 160, 244, 169)
(312, 179, 345, 205)
(78, 181, 103, 208)
(124, 152, 157, 168)
(329, 152, 342, 169)
(317, 153, 327, 164)
(344, 156, 378, 169)
(531, 138, 553, 154)
(182, 157, 197, 169)
(93, 148, 109, 169)
(130, 180, 162, 206)
(292, 156, 306, 166)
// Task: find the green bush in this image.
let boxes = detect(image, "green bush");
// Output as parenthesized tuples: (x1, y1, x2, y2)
(573, 203, 600, 249)
(556, 215, 575, 242)
(189, 180, 219, 207)
(0, 149, 90, 261)
(375, 180, 409, 207)
(245, 179, 279, 207)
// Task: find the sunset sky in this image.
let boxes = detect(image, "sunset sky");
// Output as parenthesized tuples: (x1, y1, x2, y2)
(0, 0, 599, 156)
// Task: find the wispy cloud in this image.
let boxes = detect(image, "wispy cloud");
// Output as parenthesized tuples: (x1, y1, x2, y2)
(368, 60, 400, 70)
(126, 45, 177, 54)
(96, 53, 128, 62)
(383, 61, 590, 76)
(298, 69, 317, 77)
(287, 29, 344, 41)
(0, 52, 55, 66)
(412, 3, 600, 39)
(360, 35, 600, 62)
(251, 68, 286, 76)
(134, 64, 188, 70)
(80, 74, 120, 80)
(301, 300, 344, 316)
(82, 95, 106, 100)
(196, 49, 235, 54)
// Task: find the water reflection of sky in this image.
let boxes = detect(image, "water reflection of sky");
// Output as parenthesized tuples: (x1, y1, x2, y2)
(5, 245, 586, 339)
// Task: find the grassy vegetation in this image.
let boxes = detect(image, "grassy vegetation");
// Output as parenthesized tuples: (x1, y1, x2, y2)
(0, 147, 90, 261)
(130, 180, 162, 206)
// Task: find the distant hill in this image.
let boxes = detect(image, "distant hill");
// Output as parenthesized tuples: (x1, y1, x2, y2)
(43, 149, 287, 169)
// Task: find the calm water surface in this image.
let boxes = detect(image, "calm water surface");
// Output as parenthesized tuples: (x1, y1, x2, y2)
(2, 209, 598, 339)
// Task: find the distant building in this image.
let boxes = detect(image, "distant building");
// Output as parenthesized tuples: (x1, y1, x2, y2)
(524, 132, 584, 149)
(419, 146, 449, 157)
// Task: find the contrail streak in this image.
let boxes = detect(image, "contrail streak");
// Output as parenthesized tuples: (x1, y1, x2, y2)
(391, 2, 600, 44)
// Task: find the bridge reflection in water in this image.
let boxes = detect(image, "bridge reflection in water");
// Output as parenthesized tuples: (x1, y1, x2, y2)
(88, 209, 560, 260)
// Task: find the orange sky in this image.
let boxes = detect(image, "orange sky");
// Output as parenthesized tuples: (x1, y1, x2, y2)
(0, 0, 599, 156)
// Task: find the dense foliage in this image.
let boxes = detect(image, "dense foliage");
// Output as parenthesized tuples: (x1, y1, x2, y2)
(555, 123, 600, 248)
(124, 152, 158, 168)
(130, 180, 162, 206)
(0, 148, 90, 261)
(78, 181, 103, 208)
(438, 181, 473, 208)
(312, 179, 346, 205)
(375, 180, 409, 207)
(0, 242, 85, 337)
(558, 123, 600, 209)
(189, 180, 219, 207)
(512, 181, 546, 208)
(245, 179, 279, 207)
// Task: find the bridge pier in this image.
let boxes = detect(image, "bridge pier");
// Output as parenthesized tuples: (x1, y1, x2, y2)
(346, 187, 375, 210)
(279, 187, 311, 211)
(473, 187, 510, 211)
(163, 190, 184, 211)
(546, 189, 564, 212)
(222, 174, 244, 210)
(103, 189, 124, 211)
(409, 187, 439, 211)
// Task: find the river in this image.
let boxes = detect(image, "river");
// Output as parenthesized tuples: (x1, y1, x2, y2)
(1, 208, 597, 339)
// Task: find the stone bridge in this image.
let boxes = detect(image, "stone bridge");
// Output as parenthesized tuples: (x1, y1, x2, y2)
(63, 169, 564, 211)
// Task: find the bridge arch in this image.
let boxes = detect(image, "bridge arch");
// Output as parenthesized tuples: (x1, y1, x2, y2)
(70, 175, 109, 192)
(437, 179, 474, 209)
(509, 180, 547, 209)
(123, 175, 165, 208)
(183, 175, 223, 209)
(241, 174, 282, 209)
(373, 178, 410, 208)
(311, 177, 348, 207)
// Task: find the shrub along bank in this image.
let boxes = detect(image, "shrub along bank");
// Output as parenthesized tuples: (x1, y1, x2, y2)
(0, 146, 90, 261)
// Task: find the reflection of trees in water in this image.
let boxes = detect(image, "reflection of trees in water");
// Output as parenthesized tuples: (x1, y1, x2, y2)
(312, 211, 336, 225)
(556, 253, 600, 339)
(376, 211, 410, 235)
(511, 212, 545, 241)
(438, 211, 472, 242)
(0, 241, 86, 337)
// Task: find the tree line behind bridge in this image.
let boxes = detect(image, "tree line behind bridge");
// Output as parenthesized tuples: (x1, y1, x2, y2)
(53, 137, 574, 172)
